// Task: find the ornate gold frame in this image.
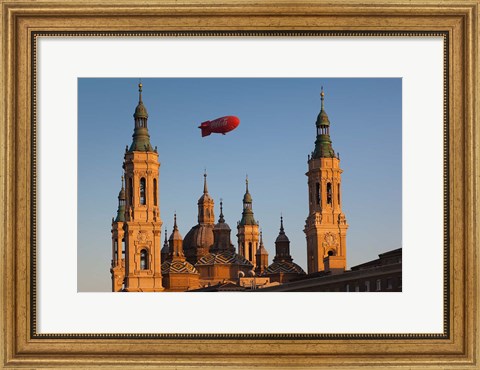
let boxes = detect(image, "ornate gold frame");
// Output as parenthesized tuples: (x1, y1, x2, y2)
(1, 0, 478, 368)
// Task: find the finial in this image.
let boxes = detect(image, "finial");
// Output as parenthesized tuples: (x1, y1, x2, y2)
(260, 229, 263, 244)
(164, 228, 168, 243)
(219, 198, 225, 222)
(245, 175, 249, 192)
(203, 169, 208, 194)
(320, 86, 325, 110)
(121, 174, 124, 189)
(173, 213, 177, 229)
(280, 214, 284, 232)
(138, 79, 143, 102)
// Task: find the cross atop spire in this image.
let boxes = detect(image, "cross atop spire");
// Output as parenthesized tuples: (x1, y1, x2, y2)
(320, 85, 325, 110)
(219, 199, 225, 222)
(138, 80, 143, 102)
(203, 169, 208, 194)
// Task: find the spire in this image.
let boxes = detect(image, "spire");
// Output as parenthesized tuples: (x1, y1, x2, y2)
(118, 175, 125, 200)
(129, 81, 153, 152)
(169, 213, 184, 259)
(256, 230, 268, 256)
(197, 170, 214, 224)
(212, 198, 234, 252)
(133, 81, 148, 119)
(114, 176, 126, 222)
(312, 86, 335, 159)
(274, 214, 292, 262)
(203, 170, 208, 194)
(219, 199, 225, 223)
(240, 175, 255, 225)
(161, 227, 170, 257)
(169, 213, 183, 241)
(320, 85, 325, 110)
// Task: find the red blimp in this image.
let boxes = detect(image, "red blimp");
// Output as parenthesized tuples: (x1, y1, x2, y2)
(198, 115, 240, 137)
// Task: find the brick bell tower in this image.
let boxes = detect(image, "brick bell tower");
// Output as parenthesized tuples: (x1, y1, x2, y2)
(121, 82, 164, 291)
(304, 87, 348, 274)
(237, 177, 260, 267)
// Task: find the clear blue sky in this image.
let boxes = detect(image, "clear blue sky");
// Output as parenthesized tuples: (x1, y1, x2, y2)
(78, 78, 402, 292)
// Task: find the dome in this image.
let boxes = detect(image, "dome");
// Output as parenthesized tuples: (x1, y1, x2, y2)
(199, 192, 213, 203)
(214, 201, 231, 231)
(161, 260, 198, 274)
(183, 224, 214, 251)
(118, 187, 125, 200)
(263, 260, 306, 275)
(196, 250, 253, 268)
(243, 191, 252, 203)
(275, 233, 289, 243)
(134, 101, 148, 119)
(315, 110, 330, 127)
(169, 214, 183, 241)
(214, 220, 231, 231)
(256, 233, 268, 256)
(161, 241, 170, 255)
(275, 216, 289, 243)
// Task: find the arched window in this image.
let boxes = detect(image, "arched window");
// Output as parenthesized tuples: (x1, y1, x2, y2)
(249, 242, 253, 260)
(153, 178, 157, 206)
(121, 238, 125, 257)
(315, 182, 321, 205)
(114, 240, 118, 261)
(140, 249, 148, 270)
(128, 177, 133, 205)
(140, 178, 146, 205)
(337, 184, 341, 205)
(327, 183, 332, 205)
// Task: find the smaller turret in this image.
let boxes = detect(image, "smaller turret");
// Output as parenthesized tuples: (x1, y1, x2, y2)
(114, 176, 126, 222)
(312, 87, 336, 159)
(169, 214, 185, 260)
(129, 82, 153, 152)
(255, 230, 269, 275)
(239, 176, 256, 226)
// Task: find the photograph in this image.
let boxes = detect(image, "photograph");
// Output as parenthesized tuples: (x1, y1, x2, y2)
(78, 78, 402, 292)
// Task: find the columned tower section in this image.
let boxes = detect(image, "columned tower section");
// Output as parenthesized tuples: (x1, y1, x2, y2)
(237, 177, 259, 267)
(122, 83, 164, 291)
(110, 176, 126, 291)
(304, 88, 348, 274)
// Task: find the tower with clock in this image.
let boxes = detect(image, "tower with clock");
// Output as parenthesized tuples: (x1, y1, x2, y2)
(110, 83, 164, 292)
(304, 88, 349, 274)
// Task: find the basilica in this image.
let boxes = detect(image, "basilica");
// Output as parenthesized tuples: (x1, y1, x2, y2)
(110, 83, 354, 292)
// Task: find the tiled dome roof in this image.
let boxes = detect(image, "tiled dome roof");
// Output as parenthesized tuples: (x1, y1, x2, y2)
(196, 250, 253, 267)
(161, 260, 198, 274)
(263, 260, 306, 275)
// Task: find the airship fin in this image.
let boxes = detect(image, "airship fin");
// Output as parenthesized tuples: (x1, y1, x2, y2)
(199, 126, 211, 137)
